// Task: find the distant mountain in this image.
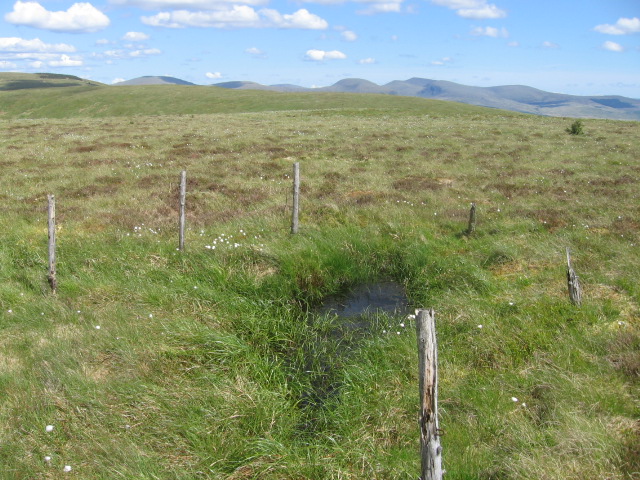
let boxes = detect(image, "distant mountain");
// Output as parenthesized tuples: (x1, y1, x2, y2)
(113, 76, 196, 86)
(213, 77, 640, 121)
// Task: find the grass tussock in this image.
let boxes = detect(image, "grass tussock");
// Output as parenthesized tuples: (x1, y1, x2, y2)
(0, 95, 638, 479)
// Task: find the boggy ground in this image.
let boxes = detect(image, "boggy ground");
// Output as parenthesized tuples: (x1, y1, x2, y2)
(0, 103, 638, 479)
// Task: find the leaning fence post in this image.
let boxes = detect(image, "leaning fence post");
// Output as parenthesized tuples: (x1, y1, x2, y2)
(179, 170, 187, 251)
(47, 194, 57, 294)
(566, 248, 582, 306)
(291, 162, 300, 234)
(416, 309, 443, 480)
(466, 202, 476, 235)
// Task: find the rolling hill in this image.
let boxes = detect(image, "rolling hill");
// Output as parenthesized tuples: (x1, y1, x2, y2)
(1, 72, 639, 121)
(112, 75, 196, 86)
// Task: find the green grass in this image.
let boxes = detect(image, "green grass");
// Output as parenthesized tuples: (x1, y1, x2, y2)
(0, 87, 638, 479)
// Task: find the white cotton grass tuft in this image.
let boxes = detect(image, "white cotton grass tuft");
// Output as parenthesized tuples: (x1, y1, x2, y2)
(63, 465, 72, 472)
(511, 397, 519, 402)
(44, 456, 51, 462)
(45, 425, 54, 432)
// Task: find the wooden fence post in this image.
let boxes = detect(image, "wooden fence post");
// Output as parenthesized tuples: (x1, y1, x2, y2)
(416, 309, 443, 480)
(566, 248, 582, 306)
(291, 162, 300, 234)
(179, 170, 186, 251)
(47, 194, 57, 294)
(466, 202, 476, 235)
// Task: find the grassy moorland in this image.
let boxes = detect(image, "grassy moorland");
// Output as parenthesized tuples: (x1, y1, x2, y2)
(0, 85, 638, 479)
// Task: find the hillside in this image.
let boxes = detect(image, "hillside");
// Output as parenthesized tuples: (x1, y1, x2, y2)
(0, 72, 104, 90)
(0, 80, 493, 120)
(2, 72, 638, 120)
(0, 76, 638, 479)
(112, 76, 196, 86)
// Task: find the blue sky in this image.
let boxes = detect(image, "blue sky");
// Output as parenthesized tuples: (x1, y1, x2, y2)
(1, 0, 638, 97)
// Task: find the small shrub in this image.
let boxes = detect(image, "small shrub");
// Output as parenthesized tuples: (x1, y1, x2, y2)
(566, 120, 584, 135)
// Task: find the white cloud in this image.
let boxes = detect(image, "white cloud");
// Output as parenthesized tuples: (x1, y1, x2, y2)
(5, 1, 110, 33)
(431, 56, 452, 65)
(358, 57, 375, 64)
(0, 37, 76, 53)
(602, 41, 624, 52)
(96, 38, 112, 45)
(471, 26, 508, 37)
(49, 54, 83, 67)
(357, 0, 402, 15)
(305, 49, 346, 61)
(123, 31, 150, 41)
(142, 7, 260, 28)
(542, 41, 559, 49)
(29, 60, 43, 67)
(109, 0, 268, 8)
(142, 7, 328, 29)
(112, 77, 125, 84)
(245, 46, 266, 57)
(594, 17, 640, 35)
(431, 0, 506, 19)
(507, 41, 519, 47)
(104, 48, 161, 58)
(0, 61, 18, 68)
(260, 8, 328, 29)
(206, 71, 222, 78)
(341, 30, 358, 41)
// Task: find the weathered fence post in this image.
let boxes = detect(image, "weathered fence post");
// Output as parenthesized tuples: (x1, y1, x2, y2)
(416, 309, 443, 480)
(179, 170, 186, 251)
(47, 194, 57, 294)
(466, 202, 476, 235)
(291, 162, 300, 234)
(566, 247, 582, 306)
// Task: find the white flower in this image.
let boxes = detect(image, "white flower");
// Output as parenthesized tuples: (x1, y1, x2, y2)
(44, 456, 51, 462)
(400, 323, 405, 328)
(477, 324, 483, 329)
(45, 425, 54, 432)
(95, 325, 101, 330)
(63, 465, 72, 472)
(511, 397, 518, 402)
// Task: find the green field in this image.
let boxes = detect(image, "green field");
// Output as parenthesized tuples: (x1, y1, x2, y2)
(0, 80, 638, 479)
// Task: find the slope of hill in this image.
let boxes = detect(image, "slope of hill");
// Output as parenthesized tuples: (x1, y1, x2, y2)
(113, 76, 196, 86)
(0, 83, 493, 120)
(0, 72, 104, 90)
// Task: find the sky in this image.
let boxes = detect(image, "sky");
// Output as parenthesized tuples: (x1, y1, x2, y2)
(1, 0, 639, 97)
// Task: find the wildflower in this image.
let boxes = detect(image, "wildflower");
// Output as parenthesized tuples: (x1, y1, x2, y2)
(511, 397, 518, 403)
(63, 465, 72, 472)
(95, 325, 101, 330)
(45, 425, 54, 432)
(477, 324, 483, 329)
(44, 456, 51, 462)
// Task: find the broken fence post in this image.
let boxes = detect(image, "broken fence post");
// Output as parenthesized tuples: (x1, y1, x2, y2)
(466, 202, 476, 235)
(416, 308, 443, 480)
(179, 170, 187, 251)
(291, 162, 300, 234)
(566, 247, 582, 306)
(47, 194, 57, 294)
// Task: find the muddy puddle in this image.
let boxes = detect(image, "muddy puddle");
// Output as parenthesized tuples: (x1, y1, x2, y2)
(298, 281, 411, 430)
